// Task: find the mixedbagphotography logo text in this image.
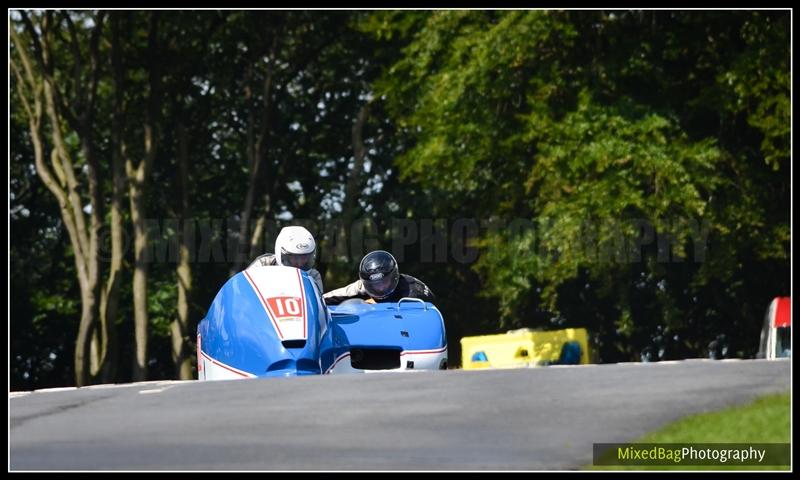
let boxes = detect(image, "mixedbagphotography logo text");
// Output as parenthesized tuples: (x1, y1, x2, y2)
(100, 216, 711, 266)
(593, 443, 791, 466)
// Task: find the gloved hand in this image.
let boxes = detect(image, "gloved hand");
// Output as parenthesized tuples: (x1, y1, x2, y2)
(365, 298, 376, 304)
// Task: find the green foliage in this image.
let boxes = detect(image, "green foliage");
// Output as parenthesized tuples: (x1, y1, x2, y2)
(11, 11, 790, 387)
(371, 10, 789, 360)
(718, 13, 790, 171)
(148, 280, 177, 338)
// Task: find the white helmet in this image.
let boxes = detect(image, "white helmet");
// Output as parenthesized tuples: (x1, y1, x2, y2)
(275, 226, 316, 271)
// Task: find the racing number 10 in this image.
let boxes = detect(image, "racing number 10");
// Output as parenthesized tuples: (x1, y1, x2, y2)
(270, 297, 301, 318)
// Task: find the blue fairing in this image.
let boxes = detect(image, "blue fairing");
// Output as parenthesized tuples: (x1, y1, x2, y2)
(319, 301, 447, 373)
(197, 270, 324, 377)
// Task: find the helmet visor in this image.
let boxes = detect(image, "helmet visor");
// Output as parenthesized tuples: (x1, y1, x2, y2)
(282, 252, 314, 271)
(364, 275, 397, 299)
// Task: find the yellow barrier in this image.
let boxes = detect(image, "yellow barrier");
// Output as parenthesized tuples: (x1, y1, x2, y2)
(460, 328, 591, 370)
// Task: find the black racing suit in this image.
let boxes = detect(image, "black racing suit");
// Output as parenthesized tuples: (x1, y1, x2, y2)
(323, 274, 435, 305)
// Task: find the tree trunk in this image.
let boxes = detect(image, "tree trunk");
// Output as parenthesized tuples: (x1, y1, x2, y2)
(130, 189, 150, 382)
(248, 193, 271, 261)
(127, 13, 160, 382)
(9, 11, 115, 386)
(171, 121, 193, 379)
(11, 20, 101, 386)
(95, 33, 127, 382)
(322, 100, 372, 287)
(342, 100, 372, 239)
(230, 35, 279, 275)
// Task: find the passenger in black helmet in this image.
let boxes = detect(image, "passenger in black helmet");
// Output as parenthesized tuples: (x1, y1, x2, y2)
(359, 250, 400, 299)
(323, 250, 435, 305)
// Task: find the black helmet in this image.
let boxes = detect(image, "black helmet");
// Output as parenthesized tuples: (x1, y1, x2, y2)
(359, 250, 400, 299)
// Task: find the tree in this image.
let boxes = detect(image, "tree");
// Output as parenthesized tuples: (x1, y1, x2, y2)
(11, 11, 119, 386)
(367, 10, 790, 360)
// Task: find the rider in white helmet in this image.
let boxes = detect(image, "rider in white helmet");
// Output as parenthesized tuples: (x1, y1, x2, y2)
(248, 226, 323, 293)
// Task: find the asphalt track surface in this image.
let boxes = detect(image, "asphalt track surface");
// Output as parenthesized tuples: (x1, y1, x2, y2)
(9, 358, 791, 470)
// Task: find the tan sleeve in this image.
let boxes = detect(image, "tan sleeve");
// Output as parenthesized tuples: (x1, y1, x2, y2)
(322, 280, 367, 305)
(308, 269, 324, 295)
(247, 253, 276, 269)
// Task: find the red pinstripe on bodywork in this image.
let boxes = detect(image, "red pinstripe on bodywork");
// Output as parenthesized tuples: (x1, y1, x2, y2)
(296, 269, 307, 338)
(199, 349, 254, 378)
(400, 346, 448, 356)
(243, 269, 285, 339)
